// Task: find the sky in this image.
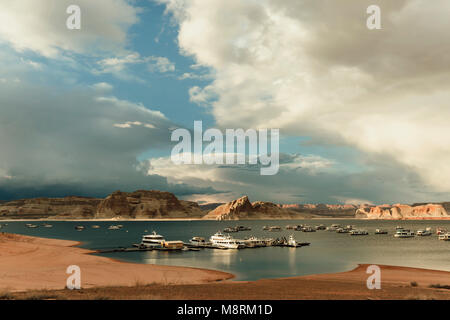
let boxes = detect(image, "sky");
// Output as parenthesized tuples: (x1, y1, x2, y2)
(0, 0, 449, 204)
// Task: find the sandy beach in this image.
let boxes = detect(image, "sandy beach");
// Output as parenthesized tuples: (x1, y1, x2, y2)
(1, 233, 449, 300)
(0, 233, 233, 292)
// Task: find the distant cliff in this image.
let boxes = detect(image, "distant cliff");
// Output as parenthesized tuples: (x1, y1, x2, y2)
(355, 203, 450, 220)
(203, 196, 314, 220)
(280, 204, 357, 217)
(0, 190, 203, 220)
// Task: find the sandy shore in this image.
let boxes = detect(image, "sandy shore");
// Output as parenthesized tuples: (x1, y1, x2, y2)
(0, 233, 233, 292)
(1, 233, 449, 300)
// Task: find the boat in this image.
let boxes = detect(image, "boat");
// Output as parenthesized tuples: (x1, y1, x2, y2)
(189, 236, 209, 246)
(315, 224, 326, 230)
(236, 226, 251, 231)
(108, 225, 121, 230)
(244, 236, 268, 247)
(287, 235, 301, 247)
(302, 226, 316, 232)
(209, 231, 245, 249)
(436, 228, 447, 235)
(26, 223, 38, 228)
(75, 225, 85, 231)
(91, 225, 100, 229)
(262, 226, 269, 231)
(396, 226, 404, 230)
(223, 227, 238, 233)
(42, 223, 53, 228)
(349, 229, 368, 236)
(268, 226, 282, 232)
(375, 229, 388, 234)
(438, 233, 450, 241)
(286, 225, 296, 230)
(417, 229, 432, 236)
(394, 229, 415, 238)
(336, 228, 350, 234)
(326, 224, 341, 231)
(140, 231, 165, 248)
(162, 241, 184, 250)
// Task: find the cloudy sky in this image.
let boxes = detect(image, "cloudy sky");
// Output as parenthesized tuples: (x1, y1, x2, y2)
(0, 0, 449, 204)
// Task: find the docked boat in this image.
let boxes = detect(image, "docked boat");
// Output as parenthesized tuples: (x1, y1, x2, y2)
(417, 228, 432, 236)
(262, 226, 270, 231)
(438, 233, 450, 241)
(326, 224, 341, 231)
(26, 223, 38, 228)
(349, 229, 368, 236)
(140, 231, 165, 248)
(268, 226, 282, 232)
(74, 225, 85, 231)
(315, 224, 326, 230)
(162, 241, 184, 250)
(237, 226, 251, 231)
(244, 236, 268, 247)
(375, 229, 388, 234)
(302, 226, 316, 232)
(396, 226, 404, 230)
(336, 228, 350, 234)
(190, 236, 209, 246)
(287, 235, 301, 247)
(108, 225, 121, 230)
(210, 232, 245, 249)
(394, 229, 415, 238)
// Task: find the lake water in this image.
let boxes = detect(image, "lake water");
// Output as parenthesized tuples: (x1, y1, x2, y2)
(1, 219, 449, 281)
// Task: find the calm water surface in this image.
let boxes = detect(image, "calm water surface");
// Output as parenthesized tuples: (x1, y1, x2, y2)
(2, 219, 449, 280)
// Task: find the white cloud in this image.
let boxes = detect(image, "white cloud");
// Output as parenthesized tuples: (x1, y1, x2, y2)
(92, 82, 113, 92)
(148, 56, 175, 73)
(161, 0, 450, 193)
(0, 0, 140, 58)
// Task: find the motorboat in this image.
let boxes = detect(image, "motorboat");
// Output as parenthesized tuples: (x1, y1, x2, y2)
(287, 235, 301, 247)
(417, 229, 432, 236)
(438, 232, 450, 241)
(140, 231, 165, 248)
(394, 229, 415, 238)
(349, 229, 368, 236)
(302, 226, 316, 232)
(210, 232, 245, 249)
(375, 229, 388, 234)
(189, 236, 209, 246)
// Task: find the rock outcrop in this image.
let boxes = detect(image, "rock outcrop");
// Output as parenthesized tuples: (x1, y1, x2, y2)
(355, 203, 450, 220)
(96, 190, 203, 219)
(0, 190, 203, 219)
(0, 196, 101, 219)
(203, 196, 314, 220)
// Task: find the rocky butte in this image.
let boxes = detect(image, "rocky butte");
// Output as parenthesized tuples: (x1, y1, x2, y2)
(0, 190, 203, 220)
(202, 196, 315, 220)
